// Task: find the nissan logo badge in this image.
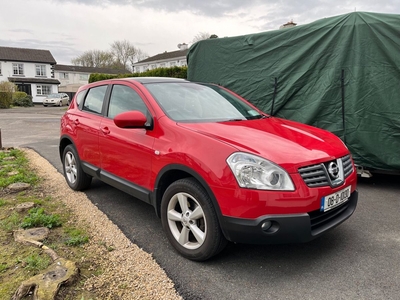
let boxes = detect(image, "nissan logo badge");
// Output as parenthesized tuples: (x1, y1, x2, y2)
(328, 162, 340, 179)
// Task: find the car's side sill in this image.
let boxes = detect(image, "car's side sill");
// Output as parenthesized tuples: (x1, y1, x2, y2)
(82, 162, 151, 205)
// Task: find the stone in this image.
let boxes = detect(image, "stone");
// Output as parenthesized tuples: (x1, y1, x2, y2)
(14, 227, 50, 243)
(3, 156, 16, 161)
(7, 182, 31, 192)
(12, 258, 79, 300)
(15, 202, 35, 212)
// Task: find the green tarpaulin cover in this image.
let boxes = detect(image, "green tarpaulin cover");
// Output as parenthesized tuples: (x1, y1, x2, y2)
(187, 12, 400, 171)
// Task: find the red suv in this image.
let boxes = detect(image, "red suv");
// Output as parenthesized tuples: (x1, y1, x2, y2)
(60, 77, 358, 261)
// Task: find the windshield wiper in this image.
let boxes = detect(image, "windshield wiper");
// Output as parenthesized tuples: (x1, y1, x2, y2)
(225, 118, 245, 122)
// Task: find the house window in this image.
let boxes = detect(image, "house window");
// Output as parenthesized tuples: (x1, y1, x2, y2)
(36, 65, 46, 76)
(60, 72, 69, 79)
(37, 85, 52, 95)
(79, 74, 89, 80)
(12, 63, 24, 75)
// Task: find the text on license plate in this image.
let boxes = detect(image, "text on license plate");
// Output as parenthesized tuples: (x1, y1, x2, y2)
(321, 186, 351, 212)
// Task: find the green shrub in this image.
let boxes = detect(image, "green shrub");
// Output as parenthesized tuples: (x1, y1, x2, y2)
(65, 228, 89, 246)
(24, 253, 51, 274)
(89, 66, 188, 83)
(0, 91, 12, 109)
(12, 92, 33, 107)
(0, 81, 17, 108)
(21, 207, 61, 229)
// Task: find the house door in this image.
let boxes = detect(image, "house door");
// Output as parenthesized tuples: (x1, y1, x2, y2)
(16, 84, 32, 95)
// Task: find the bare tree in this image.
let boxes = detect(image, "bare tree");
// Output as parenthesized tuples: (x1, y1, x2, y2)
(71, 41, 147, 71)
(71, 50, 114, 68)
(192, 32, 211, 43)
(110, 40, 138, 72)
(135, 48, 149, 62)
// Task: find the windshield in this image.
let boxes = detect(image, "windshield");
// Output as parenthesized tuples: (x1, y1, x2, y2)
(47, 93, 61, 98)
(145, 82, 263, 122)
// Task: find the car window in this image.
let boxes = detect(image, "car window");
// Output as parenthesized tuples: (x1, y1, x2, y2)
(145, 82, 262, 122)
(75, 90, 86, 106)
(47, 93, 60, 98)
(82, 85, 108, 114)
(107, 85, 148, 119)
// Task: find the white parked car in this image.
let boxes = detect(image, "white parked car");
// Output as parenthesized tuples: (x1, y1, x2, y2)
(43, 93, 70, 107)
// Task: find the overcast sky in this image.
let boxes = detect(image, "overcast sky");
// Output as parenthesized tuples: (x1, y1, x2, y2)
(1, 0, 399, 64)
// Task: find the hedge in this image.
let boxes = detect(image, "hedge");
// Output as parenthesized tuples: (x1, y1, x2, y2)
(12, 91, 33, 107)
(89, 66, 188, 83)
(0, 92, 12, 109)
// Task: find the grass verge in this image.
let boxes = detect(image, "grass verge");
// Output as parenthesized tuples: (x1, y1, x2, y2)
(0, 148, 99, 299)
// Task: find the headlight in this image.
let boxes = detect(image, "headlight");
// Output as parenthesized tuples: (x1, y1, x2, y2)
(226, 152, 295, 191)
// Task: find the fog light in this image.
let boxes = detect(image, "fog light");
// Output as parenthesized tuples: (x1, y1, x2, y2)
(261, 221, 272, 231)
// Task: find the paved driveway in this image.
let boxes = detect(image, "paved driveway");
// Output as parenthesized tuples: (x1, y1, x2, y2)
(1, 106, 399, 300)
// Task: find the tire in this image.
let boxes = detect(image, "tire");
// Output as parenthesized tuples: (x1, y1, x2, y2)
(161, 178, 227, 261)
(43, 105, 47, 107)
(62, 144, 92, 191)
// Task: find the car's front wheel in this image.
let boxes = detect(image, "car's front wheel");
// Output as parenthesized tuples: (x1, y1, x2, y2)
(62, 144, 92, 191)
(161, 178, 227, 261)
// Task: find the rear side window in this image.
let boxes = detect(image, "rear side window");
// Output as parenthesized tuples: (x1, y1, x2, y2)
(82, 85, 108, 114)
(75, 90, 86, 106)
(107, 85, 148, 119)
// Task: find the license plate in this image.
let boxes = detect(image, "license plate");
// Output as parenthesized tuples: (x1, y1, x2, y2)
(321, 186, 351, 212)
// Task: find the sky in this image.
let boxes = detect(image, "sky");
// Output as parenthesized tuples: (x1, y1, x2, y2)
(1, 0, 399, 64)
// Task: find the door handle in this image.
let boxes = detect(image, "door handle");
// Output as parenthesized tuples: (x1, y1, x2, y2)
(101, 127, 110, 135)
(74, 119, 80, 125)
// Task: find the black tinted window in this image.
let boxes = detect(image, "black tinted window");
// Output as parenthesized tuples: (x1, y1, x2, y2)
(82, 85, 107, 114)
(108, 85, 148, 119)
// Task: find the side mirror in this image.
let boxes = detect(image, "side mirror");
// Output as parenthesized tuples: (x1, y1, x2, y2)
(114, 111, 149, 129)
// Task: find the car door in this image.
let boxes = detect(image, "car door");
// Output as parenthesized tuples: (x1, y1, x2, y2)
(98, 83, 155, 191)
(73, 85, 108, 168)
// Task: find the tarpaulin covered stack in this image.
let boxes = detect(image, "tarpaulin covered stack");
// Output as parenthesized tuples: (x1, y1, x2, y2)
(187, 12, 400, 171)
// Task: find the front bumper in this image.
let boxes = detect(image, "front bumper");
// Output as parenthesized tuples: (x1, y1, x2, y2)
(220, 190, 358, 244)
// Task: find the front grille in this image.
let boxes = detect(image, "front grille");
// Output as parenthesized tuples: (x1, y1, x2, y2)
(309, 201, 350, 234)
(298, 155, 354, 188)
(298, 164, 328, 187)
(342, 155, 353, 177)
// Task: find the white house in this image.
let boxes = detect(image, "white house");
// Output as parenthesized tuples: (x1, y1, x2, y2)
(54, 64, 128, 96)
(0, 46, 59, 103)
(133, 43, 189, 73)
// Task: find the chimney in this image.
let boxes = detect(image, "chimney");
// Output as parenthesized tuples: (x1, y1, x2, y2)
(279, 20, 297, 30)
(177, 43, 188, 50)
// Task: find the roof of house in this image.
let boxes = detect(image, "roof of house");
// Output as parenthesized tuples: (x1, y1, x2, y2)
(135, 49, 189, 64)
(8, 77, 60, 85)
(0, 46, 57, 64)
(54, 64, 129, 74)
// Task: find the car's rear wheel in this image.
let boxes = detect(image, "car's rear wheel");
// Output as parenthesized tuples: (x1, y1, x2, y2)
(161, 178, 227, 261)
(62, 144, 92, 191)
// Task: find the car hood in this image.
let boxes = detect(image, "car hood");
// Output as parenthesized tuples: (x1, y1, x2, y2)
(44, 97, 58, 101)
(178, 117, 349, 173)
